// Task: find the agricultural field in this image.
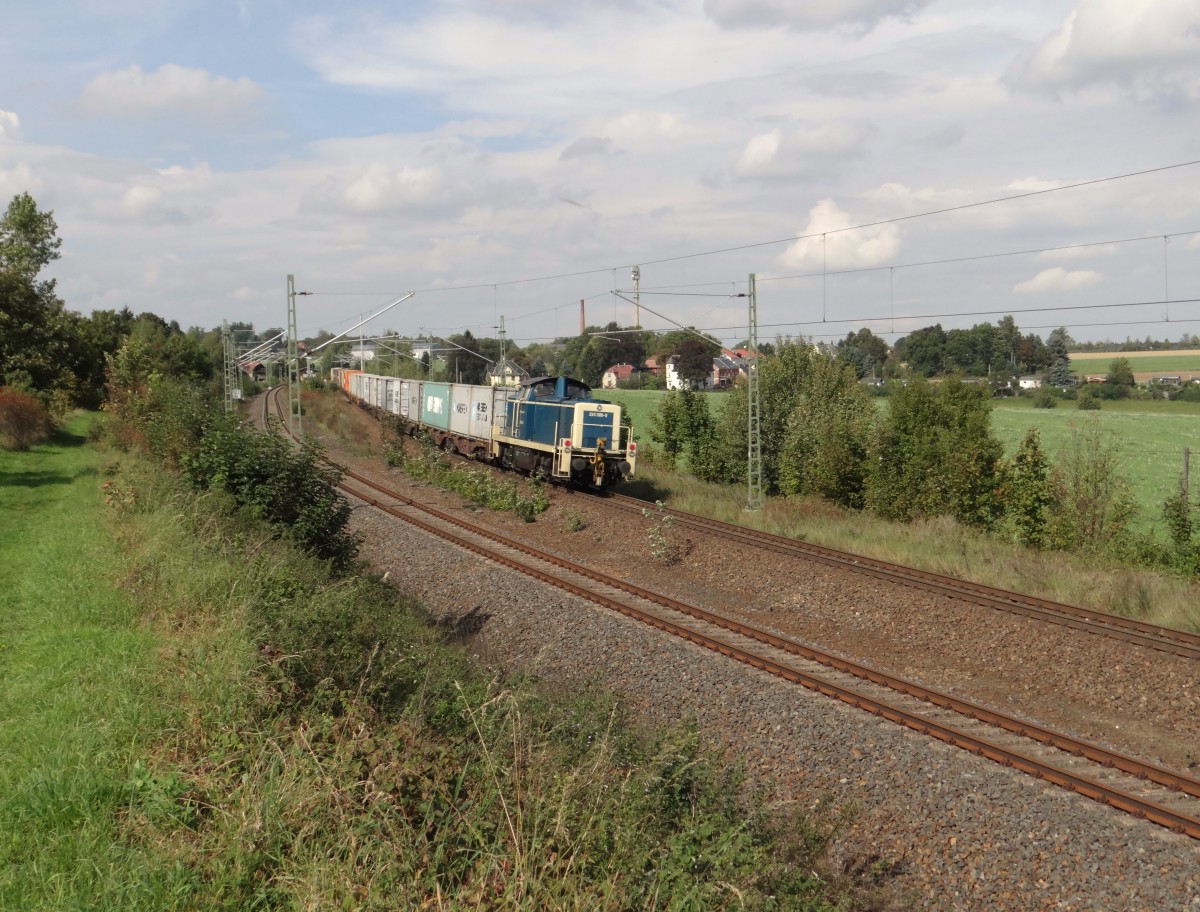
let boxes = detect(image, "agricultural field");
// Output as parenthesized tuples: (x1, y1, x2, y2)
(1068, 349, 1200, 380)
(990, 399, 1200, 531)
(604, 386, 1199, 532)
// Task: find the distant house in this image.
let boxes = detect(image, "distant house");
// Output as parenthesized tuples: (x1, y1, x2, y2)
(240, 361, 267, 382)
(711, 354, 741, 388)
(1084, 374, 1107, 384)
(665, 355, 716, 391)
(487, 359, 529, 388)
(1018, 376, 1043, 390)
(643, 356, 660, 376)
(602, 363, 639, 389)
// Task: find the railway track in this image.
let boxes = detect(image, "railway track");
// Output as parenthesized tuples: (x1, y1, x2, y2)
(606, 493, 1200, 661)
(261, 385, 1200, 839)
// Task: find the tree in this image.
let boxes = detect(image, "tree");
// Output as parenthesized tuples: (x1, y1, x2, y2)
(1107, 357, 1134, 387)
(836, 328, 888, 378)
(1046, 326, 1073, 387)
(895, 324, 946, 377)
(1006, 428, 1052, 547)
(649, 389, 713, 470)
(0, 192, 62, 287)
(445, 331, 487, 384)
(673, 338, 713, 387)
(778, 356, 876, 507)
(866, 376, 1006, 527)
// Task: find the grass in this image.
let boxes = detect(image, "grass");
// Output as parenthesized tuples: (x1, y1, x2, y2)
(2, 411, 885, 911)
(989, 399, 1200, 532)
(0, 416, 186, 908)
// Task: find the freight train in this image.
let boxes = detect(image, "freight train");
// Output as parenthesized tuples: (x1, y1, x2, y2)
(330, 368, 637, 488)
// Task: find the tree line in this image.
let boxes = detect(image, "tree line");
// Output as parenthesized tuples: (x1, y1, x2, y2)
(0, 193, 221, 447)
(650, 340, 1200, 575)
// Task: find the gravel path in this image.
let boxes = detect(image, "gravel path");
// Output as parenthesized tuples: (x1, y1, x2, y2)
(310, 399, 1200, 909)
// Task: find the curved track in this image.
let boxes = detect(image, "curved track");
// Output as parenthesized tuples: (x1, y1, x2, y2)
(262, 386, 1200, 840)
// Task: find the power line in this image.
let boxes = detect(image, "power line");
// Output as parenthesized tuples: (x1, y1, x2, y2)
(295, 158, 1200, 301)
(759, 229, 1200, 284)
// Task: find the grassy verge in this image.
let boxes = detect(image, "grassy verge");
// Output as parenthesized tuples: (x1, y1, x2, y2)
(0, 415, 188, 907)
(622, 462, 1200, 632)
(2, 413, 893, 910)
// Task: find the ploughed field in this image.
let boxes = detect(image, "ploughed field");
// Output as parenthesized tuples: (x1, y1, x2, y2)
(291, 392, 1200, 910)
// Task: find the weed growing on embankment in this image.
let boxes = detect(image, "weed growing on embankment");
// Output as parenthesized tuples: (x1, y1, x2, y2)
(1, 414, 894, 910)
(389, 429, 551, 522)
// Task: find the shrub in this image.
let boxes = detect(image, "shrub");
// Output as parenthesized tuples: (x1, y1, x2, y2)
(1006, 428, 1052, 548)
(1162, 489, 1200, 575)
(866, 376, 1007, 528)
(1032, 386, 1058, 409)
(1047, 420, 1137, 552)
(0, 387, 51, 450)
(182, 418, 360, 574)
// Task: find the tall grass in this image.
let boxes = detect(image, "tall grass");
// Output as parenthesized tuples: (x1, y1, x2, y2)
(2, 415, 887, 910)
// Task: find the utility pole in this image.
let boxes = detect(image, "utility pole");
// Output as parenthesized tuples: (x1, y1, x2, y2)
(579, 299, 585, 336)
(746, 273, 763, 511)
(286, 274, 304, 437)
(222, 320, 234, 413)
(631, 265, 641, 328)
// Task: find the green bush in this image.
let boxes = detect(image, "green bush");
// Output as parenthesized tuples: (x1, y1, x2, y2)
(181, 418, 359, 573)
(1032, 386, 1058, 409)
(1006, 428, 1052, 547)
(866, 376, 1006, 528)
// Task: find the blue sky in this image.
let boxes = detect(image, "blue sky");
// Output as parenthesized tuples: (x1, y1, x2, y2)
(2, 0, 1199, 346)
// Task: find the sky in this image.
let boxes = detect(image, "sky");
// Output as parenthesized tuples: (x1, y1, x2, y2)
(2, 0, 1199, 348)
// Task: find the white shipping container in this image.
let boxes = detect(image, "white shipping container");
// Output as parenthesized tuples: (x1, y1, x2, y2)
(448, 383, 494, 441)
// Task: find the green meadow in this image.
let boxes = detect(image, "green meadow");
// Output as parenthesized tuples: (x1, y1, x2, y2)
(990, 399, 1200, 530)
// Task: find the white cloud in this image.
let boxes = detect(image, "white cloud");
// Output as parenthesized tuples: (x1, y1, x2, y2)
(119, 184, 163, 217)
(79, 64, 263, 118)
(704, 0, 933, 33)
(1007, 0, 1200, 99)
(303, 163, 444, 215)
(1013, 267, 1101, 293)
(735, 130, 781, 174)
(0, 111, 21, 141)
(779, 199, 901, 269)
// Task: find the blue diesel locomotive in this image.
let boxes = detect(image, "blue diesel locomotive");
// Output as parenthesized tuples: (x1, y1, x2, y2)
(335, 369, 637, 488)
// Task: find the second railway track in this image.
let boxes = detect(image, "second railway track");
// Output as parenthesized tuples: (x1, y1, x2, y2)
(605, 492, 1200, 661)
